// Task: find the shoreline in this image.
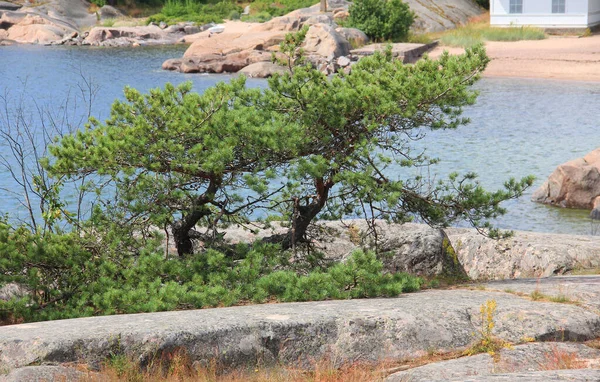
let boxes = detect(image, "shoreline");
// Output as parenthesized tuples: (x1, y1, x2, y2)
(428, 35, 600, 83)
(3, 26, 600, 83)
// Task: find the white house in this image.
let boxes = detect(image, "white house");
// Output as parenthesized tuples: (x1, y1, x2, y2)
(490, 0, 600, 28)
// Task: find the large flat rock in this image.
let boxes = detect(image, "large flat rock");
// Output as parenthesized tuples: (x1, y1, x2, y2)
(1, 280, 600, 373)
(0, 365, 94, 382)
(446, 227, 600, 280)
(386, 342, 600, 381)
(430, 369, 600, 382)
(404, 0, 483, 33)
(350, 42, 437, 63)
(482, 275, 600, 313)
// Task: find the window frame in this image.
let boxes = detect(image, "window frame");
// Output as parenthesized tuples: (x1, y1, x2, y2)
(552, 0, 566, 14)
(509, 0, 523, 14)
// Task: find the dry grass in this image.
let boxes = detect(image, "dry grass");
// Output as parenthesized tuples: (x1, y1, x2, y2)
(537, 344, 586, 371)
(80, 350, 393, 382)
(584, 338, 600, 350)
(567, 267, 600, 276)
(77, 347, 468, 382)
(419, 11, 546, 48)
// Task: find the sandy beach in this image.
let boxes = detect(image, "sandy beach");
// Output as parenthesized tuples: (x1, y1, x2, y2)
(429, 34, 600, 82)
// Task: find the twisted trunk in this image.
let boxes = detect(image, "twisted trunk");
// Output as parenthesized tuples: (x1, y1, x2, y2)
(280, 177, 333, 250)
(172, 178, 219, 256)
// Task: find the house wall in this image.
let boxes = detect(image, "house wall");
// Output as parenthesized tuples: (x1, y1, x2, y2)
(588, 0, 600, 26)
(490, 0, 589, 27)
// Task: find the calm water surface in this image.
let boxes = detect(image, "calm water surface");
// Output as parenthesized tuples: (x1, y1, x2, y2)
(0, 45, 598, 234)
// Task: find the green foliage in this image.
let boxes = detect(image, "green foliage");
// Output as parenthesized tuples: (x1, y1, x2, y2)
(248, 0, 316, 17)
(2, 29, 537, 325)
(475, 0, 489, 9)
(47, 78, 301, 255)
(102, 18, 116, 27)
(48, 29, 533, 255)
(0, 220, 422, 323)
(241, 11, 272, 23)
(228, 9, 240, 20)
(148, 0, 242, 25)
(90, 0, 106, 7)
(147, 0, 316, 24)
(264, 38, 533, 242)
(347, 0, 414, 42)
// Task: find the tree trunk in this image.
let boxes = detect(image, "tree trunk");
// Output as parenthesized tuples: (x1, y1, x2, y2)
(280, 177, 332, 250)
(171, 178, 219, 256)
(320, 0, 327, 13)
(172, 206, 211, 256)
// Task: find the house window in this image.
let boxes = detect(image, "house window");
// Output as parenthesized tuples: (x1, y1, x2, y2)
(509, 0, 523, 14)
(552, 0, 566, 13)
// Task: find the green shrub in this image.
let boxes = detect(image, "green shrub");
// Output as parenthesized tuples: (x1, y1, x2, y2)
(249, 0, 315, 17)
(102, 18, 116, 27)
(90, 0, 106, 7)
(475, 0, 489, 9)
(147, 0, 242, 25)
(241, 11, 272, 23)
(0, 220, 422, 324)
(483, 26, 545, 42)
(228, 10, 240, 20)
(440, 25, 545, 48)
(347, 0, 414, 42)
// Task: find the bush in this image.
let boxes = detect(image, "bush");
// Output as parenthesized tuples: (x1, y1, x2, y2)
(475, 0, 489, 9)
(240, 11, 272, 23)
(147, 0, 242, 25)
(228, 10, 240, 20)
(0, 219, 422, 323)
(347, 0, 414, 42)
(242, 11, 272, 23)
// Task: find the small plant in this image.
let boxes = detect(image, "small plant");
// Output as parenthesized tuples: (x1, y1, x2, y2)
(102, 18, 116, 27)
(538, 344, 585, 370)
(549, 294, 574, 304)
(407, 33, 433, 44)
(464, 299, 512, 357)
(347, 223, 362, 245)
(474, 0, 489, 9)
(241, 11, 272, 23)
(90, 0, 106, 7)
(530, 289, 544, 301)
(528, 289, 577, 304)
(228, 10, 240, 20)
(585, 338, 600, 350)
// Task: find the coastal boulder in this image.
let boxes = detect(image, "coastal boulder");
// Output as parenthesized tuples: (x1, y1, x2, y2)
(404, 0, 483, 33)
(303, 24, 350, 59)
(85, 25, 172, 45)
(371, 223, 466, 278)
(446, 227, 600, 280)
(532, 148, 600, 209)
(335, 27, 369, 48)
(222, 221, 467, 279)
(0, 13, 78, 44)
(97, 5, 124, 20)
(0, 1, 21, 11)
(0, 283, 28, 301)
(238, 61, 290, 78)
